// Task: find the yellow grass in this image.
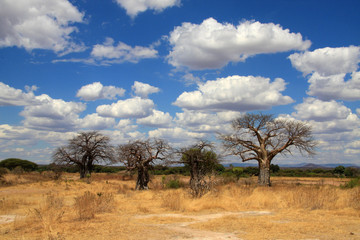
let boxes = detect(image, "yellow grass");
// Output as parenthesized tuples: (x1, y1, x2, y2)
(0, 173, 359, 239)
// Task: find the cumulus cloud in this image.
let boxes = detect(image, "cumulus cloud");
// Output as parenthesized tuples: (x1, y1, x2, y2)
(115, 119, 138, 132)
(0, 0, 85, 54)
(167, 18, 311, 70)
(307, 71, 360, 101)
(148, 127, 205, 146)
(136, 110, 173, 127)
(132, 81, 160, 98)
(90, 38, 158, 65)
(173, 75, 294, 111)
(79, 113, 115, 130)
(115, 0, 180, 18)
(289, 46, 360, 101)
(96, 97, 154, 118)
(76, 82, 125, 101)
(175, 110, 239, 133)
(293, 98, 352, 122)
(20, 94, 86, 132)
(288, 46, 360, 76)
(0, 82, 40, 106)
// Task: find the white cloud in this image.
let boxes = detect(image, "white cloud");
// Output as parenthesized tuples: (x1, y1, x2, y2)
(115, 119, 138, 132)
(90, 38, 158, 65)
(310, 113, 360, 134)
(288, 46, 360, 76)
(76, 82, 125, 101)
(182, 73, 201, 85)
(357, 109, 360, 116)
(167, 18, 311, 70)
(0, 82, 40, 106)
(307, 71, 360, 101)
(289, 46, 360, 101)
(136, 110, 173, 127)
(96, 97, 154, 118)
(132, 81, 160, 98)
(276, 112, 360, 165)
(175, 110, 238, 133)
(79, 113, 115, 130)
(148, 127, 205, 146)
(173, 75, 293, 111)
(0, 0, 85, 54)
(20, 94, 86, 132)
(115, 0, 180, 18)
(293, 98, 352, 121)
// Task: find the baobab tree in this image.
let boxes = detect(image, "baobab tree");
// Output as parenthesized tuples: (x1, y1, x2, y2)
(220, 113, 316, 186)
(176, 140, 219, 197)
(52, 131, 115, 179)
(117, 138, 171, 190)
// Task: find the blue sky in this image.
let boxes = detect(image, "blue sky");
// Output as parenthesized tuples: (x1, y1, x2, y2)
(0, 0, 359, 165)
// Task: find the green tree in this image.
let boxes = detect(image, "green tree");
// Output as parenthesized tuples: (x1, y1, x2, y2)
(177, 140, 219, 197)
(270, 164, 280, 173)
(0, 158, 38, 171)
(333, 165, 345, 175)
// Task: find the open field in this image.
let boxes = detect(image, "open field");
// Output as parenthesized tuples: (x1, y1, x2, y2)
(0, 173, 359, 240)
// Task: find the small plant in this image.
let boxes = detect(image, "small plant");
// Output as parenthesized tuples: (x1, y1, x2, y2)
(74, 191, 96, 220)
(167, 179, 181, 189)
(74, 191, 115, 220)
(162, 175, 183, 189)
(341, 177, 360, 189)
(161, 191, 183, 211)
(31, 193, 65, 239)
(12, 166, 24, 175)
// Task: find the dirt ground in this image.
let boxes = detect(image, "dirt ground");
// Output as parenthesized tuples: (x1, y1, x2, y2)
(0, 174, 359, 239)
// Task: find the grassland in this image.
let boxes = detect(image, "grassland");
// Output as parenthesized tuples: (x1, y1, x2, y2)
(0, 172, 359, 239)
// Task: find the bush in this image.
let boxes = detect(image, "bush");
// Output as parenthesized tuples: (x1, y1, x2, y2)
(341, 178, 360, 189)
(74, 191, 115, 220)
(162, 176, 183, 189)
(344, 167, 360, 177)
(333, 165, 345, 175)
(12, 166, 24, 175)
(0, 158, 38, 171)
(0, 167, 8, 178)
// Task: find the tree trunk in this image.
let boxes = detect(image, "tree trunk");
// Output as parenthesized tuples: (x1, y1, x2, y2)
(79, 164, 90, 179)
(79, 166, 85, 179)
(258, 161, 271, 186)
(135, 166, 149, 190)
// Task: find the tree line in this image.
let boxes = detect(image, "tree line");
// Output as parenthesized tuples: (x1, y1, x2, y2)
(52, 113, 317, 192)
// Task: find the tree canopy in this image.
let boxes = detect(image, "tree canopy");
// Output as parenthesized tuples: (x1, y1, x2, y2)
(117, 138, 171, 190)
(52, 131, 115, 178)
(0, 158, 38, 171)
(220, 113, 316, 186)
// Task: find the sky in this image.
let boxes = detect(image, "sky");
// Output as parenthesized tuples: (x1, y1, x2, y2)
(0, 0, 359, 166)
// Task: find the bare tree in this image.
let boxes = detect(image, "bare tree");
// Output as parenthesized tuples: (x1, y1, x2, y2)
(52, 131, 115, 179)
(117, 138, 171, 190)
(220, 113, 316, 186)
(176, 140, 219, 197)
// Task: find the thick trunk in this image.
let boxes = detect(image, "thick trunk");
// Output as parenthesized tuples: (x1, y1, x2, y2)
(79, 165, 90, 179)
(189, 162, 208, 197)
(258, 161, 271, 186)
(135, 166, 149, 190)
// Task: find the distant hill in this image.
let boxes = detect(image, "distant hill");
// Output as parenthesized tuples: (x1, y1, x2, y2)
(224, 162, 360, 169)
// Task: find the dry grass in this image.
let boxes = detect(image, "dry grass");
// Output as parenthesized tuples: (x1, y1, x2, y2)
(0, 173, 359, 239)
(74, 191, 115, 220)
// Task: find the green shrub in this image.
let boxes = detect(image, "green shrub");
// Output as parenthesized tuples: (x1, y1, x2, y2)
(341, 178, 360, 189)
(167, 179, 181, 189)
(162, 176, 183, 189)
(0, 158, 38, 171)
